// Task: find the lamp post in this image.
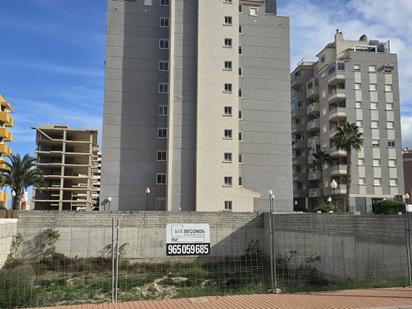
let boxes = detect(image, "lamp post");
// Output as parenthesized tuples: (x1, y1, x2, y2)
(11, 190, 16, 210)
(331, 179, 338, 210)
(268, 190, 277, 294)
(145, 187, 151, 211)
(107, 196, 112, 212)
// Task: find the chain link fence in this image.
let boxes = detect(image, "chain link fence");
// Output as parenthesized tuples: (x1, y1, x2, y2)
(0, 212, 411, 308)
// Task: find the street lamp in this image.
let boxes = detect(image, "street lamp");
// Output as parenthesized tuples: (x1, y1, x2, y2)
(107, 196, 112, 212)
(331, 179, 338, 210)
(404, 193, 412, 286)
(145, 187, 151, 211)
(268, 190, 277, 294)
(327, 196, 332, 203)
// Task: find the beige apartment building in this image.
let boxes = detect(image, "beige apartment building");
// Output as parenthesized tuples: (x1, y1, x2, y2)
(32, 125, 100, 211)
(291, 32, 404, 212)
(0, 95, 13, 207)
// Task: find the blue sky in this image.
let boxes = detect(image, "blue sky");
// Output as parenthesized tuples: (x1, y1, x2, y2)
(1, 0, 412, 160)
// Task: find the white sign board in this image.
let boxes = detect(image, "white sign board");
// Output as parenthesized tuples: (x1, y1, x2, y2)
(166, 224, 210, 256)
(407, 204, 412, 213)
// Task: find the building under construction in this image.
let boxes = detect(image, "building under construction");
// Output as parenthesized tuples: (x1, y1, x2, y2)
(32, 125, 100, 211)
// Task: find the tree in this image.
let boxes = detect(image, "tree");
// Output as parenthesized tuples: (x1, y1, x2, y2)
(335, 122, 364, 212)
(310, 150, 331, 200)
(0, 154, 46, 210)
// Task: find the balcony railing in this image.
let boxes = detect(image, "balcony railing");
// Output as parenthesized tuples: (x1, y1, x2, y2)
(307, 119, 320, 131)
(330, 146, 347, 157)
(331, 164, 348, 176)
(308, 170, 321, 181)
(0, 112, 13, 127)
(309, 188, 321, 198)
(307, 102, 320, 115)
(308, 136, 320, 146)
(0, 128, 12, 142)
(0, 143, 11, 156)
(329, 108, 347, 121)
(328, 89, 346, 103)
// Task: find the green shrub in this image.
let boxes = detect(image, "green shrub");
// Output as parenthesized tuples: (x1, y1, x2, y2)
(314, 200, 340, 213)
(0, 266, 36, 309)
(373, 200, 405, 215)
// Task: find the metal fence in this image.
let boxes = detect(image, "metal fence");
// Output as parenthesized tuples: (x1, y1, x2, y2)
(0, 213, 411, 309)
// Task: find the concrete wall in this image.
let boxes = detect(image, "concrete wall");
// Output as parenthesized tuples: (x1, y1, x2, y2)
(265, 213, 410, 280)
(0, 219, 18, 268)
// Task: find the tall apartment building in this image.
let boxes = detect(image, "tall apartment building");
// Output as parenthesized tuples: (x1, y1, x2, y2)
(291, 32, 404, 212)
(0, 95, 13, 207)
(101, 0, 292, 212)
(32, 125, 100, 211)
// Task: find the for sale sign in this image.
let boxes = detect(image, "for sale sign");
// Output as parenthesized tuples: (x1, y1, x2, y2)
(166, 224, 210, 256)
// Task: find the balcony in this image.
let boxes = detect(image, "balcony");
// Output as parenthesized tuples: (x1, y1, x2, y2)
(328, 89, 346, 104)
(328, 72, 346, 85)
(307, 119, 320, 132)
(292, 123, 305, 133)
(306, 79, 319, 99)
(0, 128, 12, 142)
(334, 184, 347, 195)
(328, 108, 347, 121)
(329, 128, 339, 139)
(330, 146, 347, 157)
(307, 102, 320, 115)
(308, 170, 321, 181)
(292, 139, 306, 149)
(309, 188, 321, 198)
(307, 136, 320, 147)
(0, 161, 8, 170)
(0, 112, 13, 127)
(331, 164, 348, 176)
(0, 144, 11, 156)
(293, 156, 306, 166)
(291, 73, 305, 90)
(292, 107, 305, 118)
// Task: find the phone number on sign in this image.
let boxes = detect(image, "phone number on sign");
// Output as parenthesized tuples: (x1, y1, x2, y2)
(166, 243, 210, 256)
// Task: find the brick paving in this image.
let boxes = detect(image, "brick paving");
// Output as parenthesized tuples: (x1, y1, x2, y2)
(30, 287, 412, 309)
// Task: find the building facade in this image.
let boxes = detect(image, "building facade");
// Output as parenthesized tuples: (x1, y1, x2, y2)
(101, 0, 292, 212)
(291, 32, 405, 212)
(0, 95, 13, 208)
(32, 125, 100, 211)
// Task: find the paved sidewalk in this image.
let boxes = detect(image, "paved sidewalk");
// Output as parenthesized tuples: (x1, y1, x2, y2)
(30, 287, 412, 309)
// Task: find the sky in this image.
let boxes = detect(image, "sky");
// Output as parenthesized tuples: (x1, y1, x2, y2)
(0, 0, 412, 159)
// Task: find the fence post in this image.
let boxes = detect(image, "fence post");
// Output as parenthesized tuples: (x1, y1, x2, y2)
(115, 220, 120, 302)
(268, 191, 277, 293)
(111, 218, 115, 303)
(405, 212, 412, 286)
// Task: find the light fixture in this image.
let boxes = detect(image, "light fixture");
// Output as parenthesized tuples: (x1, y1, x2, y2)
(331, 180, 338, 190)
(145, 187, 151, 195)
(327, 197, 332, 203)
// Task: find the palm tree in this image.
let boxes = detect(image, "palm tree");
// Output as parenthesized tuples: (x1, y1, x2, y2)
(335, 122, 364, 212)
(310, 150, 331, 200)
(0, 154, 46, 210)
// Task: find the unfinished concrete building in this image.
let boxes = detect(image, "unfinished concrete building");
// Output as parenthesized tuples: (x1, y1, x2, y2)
(32, 125, 100, 211)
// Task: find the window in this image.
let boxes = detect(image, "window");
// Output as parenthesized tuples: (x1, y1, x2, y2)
(156, 173, 167, 185)
(389, 159, 397, 167)
(160, 17, 169, 27)
(159, 60, 169, 71)
(368, 65, 376, 72)
(373, 159, 381, 167)
(355, 102, 362, 109)
(239, 25, 242, 34)
(159, 39, 169, 49)
(369, 84, 377, 91)
(157, 128, 167, 139)
(372, 140, 380, 147)
(224, 0, 233, 3)
(224, 61, 232, 70)
(239, 177, 243, 186)
(159, 83, 168, 93)
(224, 16, 232, 25)
(157, 150, 167, 161)
(320, 55, 325, 63)
(337, 62, 345, 71)
(358, 158, 365, 165)
(239, 4, 242, 12)
(238, 46, 242, 55)
(159, 105, 168, 116)
(144, 0, 153, 6)
(388, 140, 396, 147)
(224, 177, 232, 186)
(359, 178, 366, 185)
(354, 64, 361, 71)
(373, 178, 382, 186)
(224, 106, 232, 116)
(160, 0, 169, 6)
(224, 129, 233, 139)
(386, 103, 394, 110)
(370, 103, 378, 109)
(249, 7, 258, 16)
(238, 67, 242, 76)
(371, 121, 379, 129)
(224, 83, 232, 93)
(390, 179, 398, 187)
(356, 120, 363, 128)
(238, 131, 243, 141)
(238, 110, 242, 119)
(354, 83, 361, 90)
(224, 152, 233, 162)
(387, 121, 394, 129)
(238, 88, 242, 97)
(224, 201, 233, 211)
(385, 84, 393, 92)
(239, 154, 243, 163)
(224, 38, 232, 47)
